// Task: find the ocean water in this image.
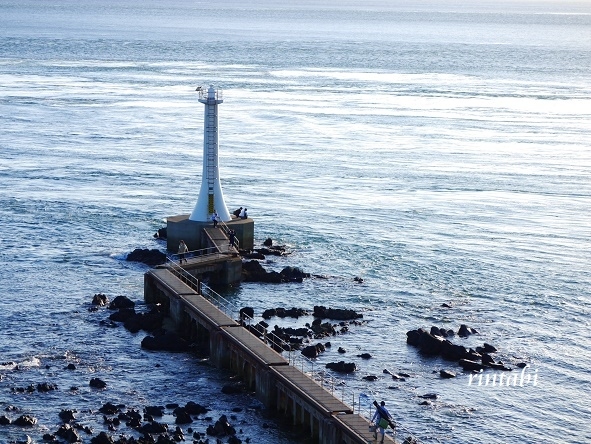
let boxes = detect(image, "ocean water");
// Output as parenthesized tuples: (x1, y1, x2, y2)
(1, 1, 590, 443)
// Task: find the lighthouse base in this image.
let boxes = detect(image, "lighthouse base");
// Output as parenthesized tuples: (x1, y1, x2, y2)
(166, 214, 254, 253)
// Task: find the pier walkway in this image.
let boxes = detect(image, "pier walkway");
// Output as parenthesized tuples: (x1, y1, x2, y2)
(144, 263, 400, 444)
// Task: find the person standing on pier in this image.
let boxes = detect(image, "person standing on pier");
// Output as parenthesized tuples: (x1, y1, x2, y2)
(240, 208, 248, 219)
(229, 230, 236, 248)
(178, 240, 188, 264)
(212, 211, 219, 228)
(233, 207, 243, 218)
(372, 400, 392, 443)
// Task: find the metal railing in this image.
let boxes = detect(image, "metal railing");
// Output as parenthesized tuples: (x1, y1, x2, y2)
(162, 256, 422, 443)
(218, 219, 240, 251)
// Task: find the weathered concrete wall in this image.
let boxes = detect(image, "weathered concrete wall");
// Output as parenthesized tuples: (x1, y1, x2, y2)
(167, 214, 254, 252)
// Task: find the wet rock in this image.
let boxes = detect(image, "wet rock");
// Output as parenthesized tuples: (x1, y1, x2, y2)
(301, 344, 325, 359)
(207, 415, 236, 437)
(42, 434, 57, 442)
(459, 359, 486, 371)
(108, 295, 135, 310)
(0, 416, 10, 425)
(98, 402, 121, 414)
(357, 353, 372, 359)
(173, 406, 193, 424)
(125, 248, 166, 266)
(144, 406, 164, 417)
(458, 324, 479, 337)
(338, 347, 346, 354)
(109, 307, 136, 322)
(263, 238, 273, 247)
(58, 409, 76, 422)
(362, 375, 378, 381)
(65, 363, 76, 370)
(325, 361, 356, 373)
(56, 424, 80, 442)
(279, 266, 310, 282)
(90, 431, 114, 444)
(440, 370, 456, 379)
(92, 293, 109, 306)
(239, 307, 254, 320)
(184, 401, 208, 415)
(37, 382, 58, 392)
(138, 421, 168, 434)
(154, 227, 167, 239)
(419, 393, 438, 399)
(313, 306, 363, 321)
(89, 378, 107, 389)
(141, 331, 190, 352)
(123, 308, 165, 333)
(14, 415, 37, 427)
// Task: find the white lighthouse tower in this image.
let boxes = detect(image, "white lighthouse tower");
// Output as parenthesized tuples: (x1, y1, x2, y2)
(189, 85, 232, 222)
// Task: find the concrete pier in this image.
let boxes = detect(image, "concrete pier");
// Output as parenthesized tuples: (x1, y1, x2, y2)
(144, 265, 396, 444)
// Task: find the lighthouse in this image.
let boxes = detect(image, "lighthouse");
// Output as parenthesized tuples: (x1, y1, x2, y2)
(189, 85, 231, 222)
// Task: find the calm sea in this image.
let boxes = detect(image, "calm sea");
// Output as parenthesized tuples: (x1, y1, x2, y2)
(1, 1, 590, 443)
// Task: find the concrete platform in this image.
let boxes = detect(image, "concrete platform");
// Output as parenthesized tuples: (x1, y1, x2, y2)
(183, 294, 238, 328)
(220, 326, 288, 366)
(335, 413, 396, 443)
(272, 365, 353, 415)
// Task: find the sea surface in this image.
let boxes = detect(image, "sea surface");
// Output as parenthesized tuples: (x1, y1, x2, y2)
(1, 1, 590, 443)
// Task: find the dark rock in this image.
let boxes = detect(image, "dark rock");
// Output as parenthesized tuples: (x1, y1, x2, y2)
(56, 424, 80, 442)
(65, 363, 76, 370)
(301, 344, 325, 359)
(184, 401, 208, 416)
(109, 307, 136, 322)
(123, 309, 164, 333)
(483, 343, 498, 353)
(90, 431, 114, 444)
(173, 406, 193, 424)
(154, 227, 167, 239)
(440, 370, 456, 379)
(459, 359, 486, 371)
(362, 375, 378, 381)
(144, 406, 164, 417)
(14, 415, 37, 426)
(482, 353, 495, 365)
(42, 434, 57, 442)
(138, 421, 168, 434)
(440, 340, 469, 361)
(98, 402, 120, 414)
(419, 393, 438, 399)
(313, 306, 363, 321)
(141, 331, 190, 352)
(353, 276, 364, 283)
(126, 248, 166, 266)
(92, 293, 109, 306)
(357, 353, 372, 359)
(37, 382, 58, 392)
(263, 238, 273, 247)
(108, 295, 135, 310)
(279, 266, 310, 282)
(418, 332, 444, 355)
(0, 416, 10, 425)
(325, 361, 356, 373)
(338, 347, 346, 354)
(516, 362, 528, 368)
(89, 378, 107, 389)
(59, 409, 76, 422)
(239, 307, 254, 320)
(458, 324, 479, 337)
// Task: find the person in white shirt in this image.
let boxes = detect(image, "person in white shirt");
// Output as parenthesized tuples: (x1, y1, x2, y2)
(371, 400, 392, 443)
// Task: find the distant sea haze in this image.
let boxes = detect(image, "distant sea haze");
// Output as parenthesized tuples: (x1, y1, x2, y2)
(0, 1, 589, 443)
